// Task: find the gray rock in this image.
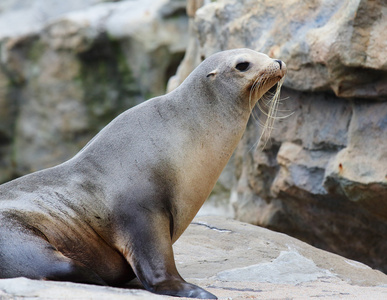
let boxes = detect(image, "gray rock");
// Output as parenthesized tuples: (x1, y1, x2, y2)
(0, 0, 188, 180)
(0, 277, 163, 300)
(230, 87, 387, 273)
(176, 216, 387, 299)
(2, 216, 387, 299)
(194, 0, 387, 99)
(216, 250, 334, 284)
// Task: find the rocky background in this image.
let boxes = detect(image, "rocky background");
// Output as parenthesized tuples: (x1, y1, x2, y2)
(1, 0, 386, 279)
(0, 0, 188, 181)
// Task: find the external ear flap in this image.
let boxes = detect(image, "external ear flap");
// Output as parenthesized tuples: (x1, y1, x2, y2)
(206, 69, 218, 78)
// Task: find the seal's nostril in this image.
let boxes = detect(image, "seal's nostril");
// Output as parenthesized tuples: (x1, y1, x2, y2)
(275, 59, 282, 69)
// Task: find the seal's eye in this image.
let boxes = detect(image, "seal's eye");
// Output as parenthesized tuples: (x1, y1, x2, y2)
(235, 62, 250, 72)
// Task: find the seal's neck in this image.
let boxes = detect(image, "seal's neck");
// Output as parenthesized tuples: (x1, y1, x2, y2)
(164, 80, 252, 240)
(167, 79, 250, 166)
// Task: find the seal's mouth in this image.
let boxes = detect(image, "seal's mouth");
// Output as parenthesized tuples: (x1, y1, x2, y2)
(247, 75, 281, 94)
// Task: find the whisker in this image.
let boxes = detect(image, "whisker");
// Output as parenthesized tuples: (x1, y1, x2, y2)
(249, 76, 262, 111)
(247, 74, 292, 152)
(257, 99, 294, 117)
(249, 76, 265, 123)
(257, 77, 286, 149)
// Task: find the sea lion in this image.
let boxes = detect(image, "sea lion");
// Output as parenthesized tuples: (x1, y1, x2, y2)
(0, 48, 286, 299)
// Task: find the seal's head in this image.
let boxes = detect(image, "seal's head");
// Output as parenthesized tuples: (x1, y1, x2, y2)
(200, 48, 287, 146)
(202, 48, 286, 106)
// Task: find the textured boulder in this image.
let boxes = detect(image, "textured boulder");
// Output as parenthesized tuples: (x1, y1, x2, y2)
(194, 0, 387, 99)
(0, 0, 110, 183)
(231, 88, 387, 272)
(173, 0, 387, 274)
(0, 0, 188, 181)
(1, 217, 387, 299)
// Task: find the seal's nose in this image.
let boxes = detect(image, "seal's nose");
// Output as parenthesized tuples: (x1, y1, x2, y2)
(275, 59, 282, 69)
(274, 59, 287, 77)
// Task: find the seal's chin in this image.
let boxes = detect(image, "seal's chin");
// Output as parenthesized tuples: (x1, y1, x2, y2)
(268, 82, 279, 94)
(260, 76, 283, 97)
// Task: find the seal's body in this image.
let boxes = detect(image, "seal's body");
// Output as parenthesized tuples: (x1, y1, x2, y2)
(0, 49, 286, 299)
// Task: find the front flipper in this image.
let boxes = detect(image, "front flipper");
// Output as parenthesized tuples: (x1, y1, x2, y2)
(119, 216, 217, 299)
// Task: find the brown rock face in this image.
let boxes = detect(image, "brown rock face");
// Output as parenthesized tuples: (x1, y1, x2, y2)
(183, 0, 387, 273)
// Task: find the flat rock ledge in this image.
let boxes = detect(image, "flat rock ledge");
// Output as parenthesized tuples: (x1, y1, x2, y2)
(1, 216, 387, 299)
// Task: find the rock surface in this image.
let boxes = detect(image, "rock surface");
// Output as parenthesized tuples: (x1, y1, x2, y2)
(172, 0, 387, 274)
(0, 0, 188, 181)
(1, 216, 387, 299)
